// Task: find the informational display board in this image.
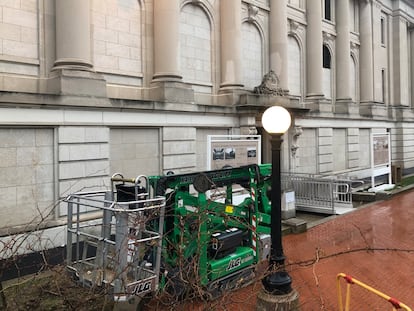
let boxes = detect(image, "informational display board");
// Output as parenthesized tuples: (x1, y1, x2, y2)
(207, 135, 261, 170)
(371, 133, 392, 188)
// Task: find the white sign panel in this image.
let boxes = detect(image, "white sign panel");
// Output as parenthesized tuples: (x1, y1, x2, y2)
(207, 135, 261, 170)
(371, 133, 391, 188)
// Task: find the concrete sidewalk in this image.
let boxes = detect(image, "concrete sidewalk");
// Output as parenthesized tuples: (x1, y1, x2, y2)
(150, 189, 414, 310)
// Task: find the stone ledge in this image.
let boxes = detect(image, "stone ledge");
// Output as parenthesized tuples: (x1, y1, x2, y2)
(282, 217, 307, 234)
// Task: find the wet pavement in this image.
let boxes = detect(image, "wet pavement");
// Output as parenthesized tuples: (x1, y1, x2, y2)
(283, 189, 414, 310)
(146, 189, 414, 310)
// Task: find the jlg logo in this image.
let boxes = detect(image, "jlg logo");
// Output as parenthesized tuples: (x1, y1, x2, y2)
(227, 257, 241, 271)
(132, 280, 152, 295)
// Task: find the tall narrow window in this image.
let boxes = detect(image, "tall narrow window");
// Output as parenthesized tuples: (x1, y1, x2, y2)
(381, 69, 386, 103)
(350, 56, 357, 102)
(323, 45, 331, 69)
(324, 0, 332, 21)
(380, 17, 385, 45)
(289, 0, 301, 8)
(323, 45, 332, 98)
(179, 4, 212, 88)
(349, 0, 359, 33)
(241, 23, 263, 90)
(288, 36, 302, 97)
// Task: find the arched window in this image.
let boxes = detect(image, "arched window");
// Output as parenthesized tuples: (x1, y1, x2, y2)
(92, 0, 142, 80)
(179, 4, 212, 89)
(323, 45, 331, 69)
(322, 45, 332, 98)
(350, 55, 357, 102)
(288, 36, 302, 97)
(241, 22, 263, 90)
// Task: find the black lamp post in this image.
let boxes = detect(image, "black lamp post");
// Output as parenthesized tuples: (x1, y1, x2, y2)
(261, 106, 292, 295)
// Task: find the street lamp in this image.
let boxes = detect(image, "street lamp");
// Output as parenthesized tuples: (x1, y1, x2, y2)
(261, 105, 292, 295)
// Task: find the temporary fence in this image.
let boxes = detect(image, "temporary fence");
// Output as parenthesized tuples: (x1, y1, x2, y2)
(337, 273, 412, 311)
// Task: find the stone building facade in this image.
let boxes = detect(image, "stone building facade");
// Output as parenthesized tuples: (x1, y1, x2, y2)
(0, 0, 414, 234)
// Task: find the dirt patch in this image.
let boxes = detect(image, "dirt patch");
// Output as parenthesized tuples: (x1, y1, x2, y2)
(2, 266, 114, 311)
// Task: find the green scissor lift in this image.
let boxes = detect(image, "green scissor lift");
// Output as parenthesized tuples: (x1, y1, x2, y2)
(65, 164, 275, 304)
(149, 164, 274, 298)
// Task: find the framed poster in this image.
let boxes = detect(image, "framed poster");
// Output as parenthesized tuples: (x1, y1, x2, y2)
(373, 134, 389, 166)
(371, 133, 391, 187)
(207, 135, 261, 170)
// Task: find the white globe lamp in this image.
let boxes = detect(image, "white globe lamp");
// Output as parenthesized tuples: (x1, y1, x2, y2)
(261, 106, 292, 134)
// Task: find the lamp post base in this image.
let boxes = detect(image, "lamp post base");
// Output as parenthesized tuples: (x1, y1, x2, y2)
(256, 287, 300, 311)
(262, 270, 292, 295)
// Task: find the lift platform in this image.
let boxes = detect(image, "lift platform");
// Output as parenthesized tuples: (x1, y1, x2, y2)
(65, 174, 165, 302)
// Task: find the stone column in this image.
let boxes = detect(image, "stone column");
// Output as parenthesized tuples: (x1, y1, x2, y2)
(392, 16, 409, 107)
(306, 0, 323, 97)
(335, 0, 351, 101)
(150, 0, 193, 103)
(51, 0, 106, 97)
(220, 0, 243, 90)
(153, 0, 182, 81)
(269, 0, 289, 93)
(53, 0, 92, 70)
(359, 0, 374, 103)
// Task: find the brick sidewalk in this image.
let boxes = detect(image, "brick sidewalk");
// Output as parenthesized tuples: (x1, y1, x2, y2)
(146, 189, 414, 310)
(283, 189, 414, 309)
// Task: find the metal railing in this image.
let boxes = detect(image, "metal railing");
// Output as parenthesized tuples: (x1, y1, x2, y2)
(282, 173, 355, 214)
(337, 273, 412, 311)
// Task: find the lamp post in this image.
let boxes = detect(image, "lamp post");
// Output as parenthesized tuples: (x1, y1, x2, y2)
(261, 106, 292, 295)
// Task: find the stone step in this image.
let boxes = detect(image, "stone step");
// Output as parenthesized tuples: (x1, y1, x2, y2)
(282, 217, 307, 234)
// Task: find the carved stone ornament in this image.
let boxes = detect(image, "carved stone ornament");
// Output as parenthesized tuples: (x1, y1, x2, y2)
(253, 70, 287, 96)
(323, 31, 334, 43)
(291, 126, 303, 157)
(289, 19, 299, 33)
(248, 5, 259, 20)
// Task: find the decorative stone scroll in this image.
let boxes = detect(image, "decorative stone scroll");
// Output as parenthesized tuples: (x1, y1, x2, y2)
(253, 70, 287, 96)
